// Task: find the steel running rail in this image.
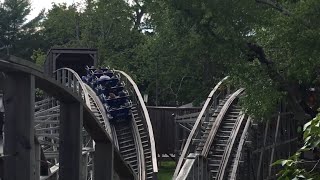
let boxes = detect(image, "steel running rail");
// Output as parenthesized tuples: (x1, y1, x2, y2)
(115, 70, 158, 177)
(173, 77, 229, 179)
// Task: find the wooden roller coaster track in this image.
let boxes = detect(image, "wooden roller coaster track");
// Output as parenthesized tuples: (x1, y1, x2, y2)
(0, 55, 158, 180)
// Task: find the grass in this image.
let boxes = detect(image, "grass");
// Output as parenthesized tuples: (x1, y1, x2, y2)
(158, 161, 176, 180)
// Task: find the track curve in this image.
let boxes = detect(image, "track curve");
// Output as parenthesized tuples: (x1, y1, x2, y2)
(174, 78, 252, 180)
(0, 56, 135, 179)
(116, 70, 158, 179)
(35, 66, 158, 179)
(173, 76, 230, 178)
(79, 67, 158, 179)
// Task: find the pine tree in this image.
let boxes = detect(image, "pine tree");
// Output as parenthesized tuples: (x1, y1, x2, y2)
(0, 0, 44, 58)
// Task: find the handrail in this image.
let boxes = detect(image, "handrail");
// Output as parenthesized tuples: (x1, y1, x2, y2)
(201, 88, 244, 157)
(54, 68, 91, 108)
(173, 76, 229, 178)
(115, 70, 158, 174)
(230, 117, 251, 180)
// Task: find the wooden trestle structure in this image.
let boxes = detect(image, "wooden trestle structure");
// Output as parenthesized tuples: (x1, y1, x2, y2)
(0, 49, 158, 180)
(172, 77, 300, 180)
(0, 48, 303, 180)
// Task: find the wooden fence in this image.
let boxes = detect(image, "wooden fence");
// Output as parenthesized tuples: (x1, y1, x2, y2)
(147, 106, 201, 161)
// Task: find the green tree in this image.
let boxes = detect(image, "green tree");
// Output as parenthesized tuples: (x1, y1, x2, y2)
(42, 3, 80, 47)
(42, 0, 143, 72)
(141, 0, 320, 116)
(31, 48, 46, 67)
(0, 0, 44, 59)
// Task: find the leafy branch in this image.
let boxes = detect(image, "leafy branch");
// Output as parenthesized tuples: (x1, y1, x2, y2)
(274, 113, 320, 179)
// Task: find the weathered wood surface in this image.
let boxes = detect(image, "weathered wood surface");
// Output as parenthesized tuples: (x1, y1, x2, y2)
(0, 55, 135, 179)
(147, 106, 201, 156)
(3, 72, 35, 180)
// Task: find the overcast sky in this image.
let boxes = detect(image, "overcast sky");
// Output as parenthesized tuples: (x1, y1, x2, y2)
(28, 0, 83, 20)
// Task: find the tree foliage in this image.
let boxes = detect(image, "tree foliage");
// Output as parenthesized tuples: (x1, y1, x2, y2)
(3, 0, 320, 112)
(274, 114, 320, 179)
(0, 0, 44, 59)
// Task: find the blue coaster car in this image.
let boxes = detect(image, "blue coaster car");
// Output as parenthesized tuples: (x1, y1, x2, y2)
(106, 96, 129, 108)
(94, 70, 114, 78)
(95, 84, 105, 96)
(97, 77, 119, 88)
(111, 86, 125, 96)
(107, 106, 132, 123)
(82, 71, 95, 83)
(99, 94, 108, 103)
(99, 85, 125, 96)
(90, 77, 98, 89)
(83, 66, 132, 124)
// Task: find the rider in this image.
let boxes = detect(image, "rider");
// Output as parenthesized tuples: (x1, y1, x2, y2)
(98, 71, 111, 82)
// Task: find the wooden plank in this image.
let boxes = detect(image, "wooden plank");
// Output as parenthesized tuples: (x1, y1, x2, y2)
(67, 71, 72, 88)
(59, 102, 83, 180)
(201, 89, 244, 157)
(3, 73, 35, 180)
(35, 140, 41, 180)
(268, 113, 281, 176)
(62, 69, 66, 85)
(81, 153, 89, 180)
(56, 69, 61, 84)
(257, 119, 270, 179)
(73, 75, 77, 93)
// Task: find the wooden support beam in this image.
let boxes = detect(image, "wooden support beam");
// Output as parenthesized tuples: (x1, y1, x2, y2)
(257, 119, 270, 179)
(94, 143, 114, 180)
(35, 141, 40, 180)
(3, 73, 35, 180)
(269, 113, 281, 176)
(81, 153, 89, 180)
(59, 102, 83, 180)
